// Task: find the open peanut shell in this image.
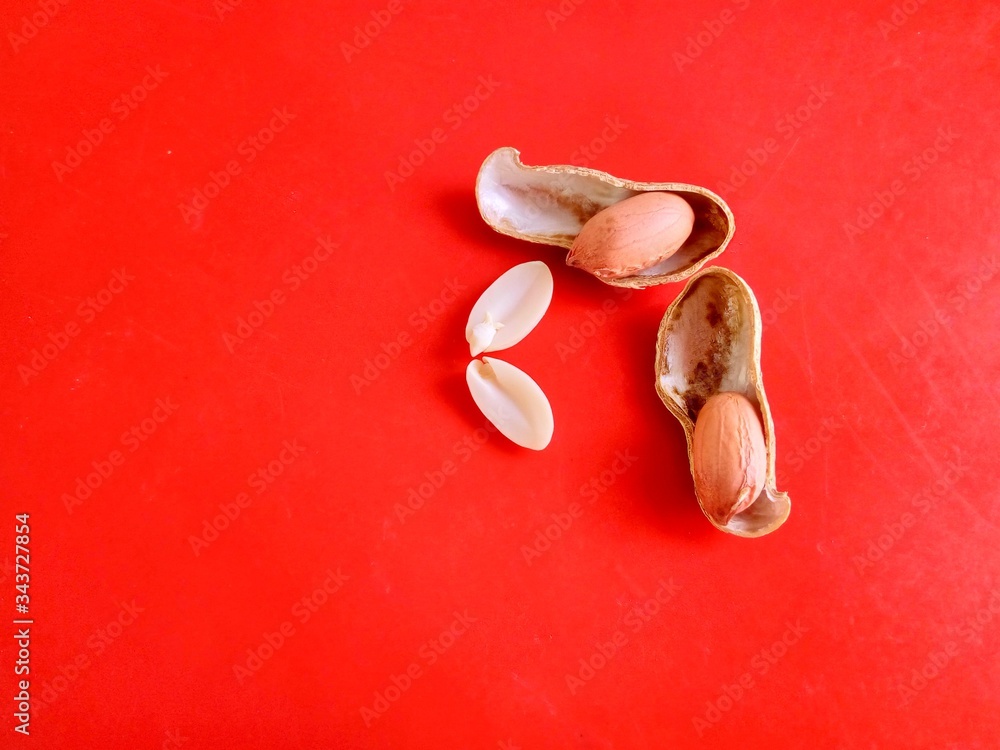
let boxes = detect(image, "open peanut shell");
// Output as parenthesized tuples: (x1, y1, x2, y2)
(475, 147, 734, 289)
(654, 267, 790, 537)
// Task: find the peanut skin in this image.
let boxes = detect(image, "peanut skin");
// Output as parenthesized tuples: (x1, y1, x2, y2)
(566, 191, 695, 279)
(692, 392, 767, 525)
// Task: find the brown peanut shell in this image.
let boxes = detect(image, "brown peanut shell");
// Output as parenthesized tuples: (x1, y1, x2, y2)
(475, 147, 734, 289)
(654, 267, 790, 537)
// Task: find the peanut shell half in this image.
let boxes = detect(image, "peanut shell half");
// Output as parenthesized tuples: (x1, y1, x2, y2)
(475, 147, 734, 289)
(654, 267, 790, 537)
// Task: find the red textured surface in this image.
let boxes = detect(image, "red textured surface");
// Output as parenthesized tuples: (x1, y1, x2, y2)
(2, 2, 999, 748)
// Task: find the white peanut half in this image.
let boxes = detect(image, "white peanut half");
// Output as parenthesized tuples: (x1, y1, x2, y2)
(465, 261, 553, 356)
(466, 357, 553, 450)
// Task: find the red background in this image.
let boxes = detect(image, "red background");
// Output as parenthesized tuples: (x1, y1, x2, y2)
(2, 1, 999, 748)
